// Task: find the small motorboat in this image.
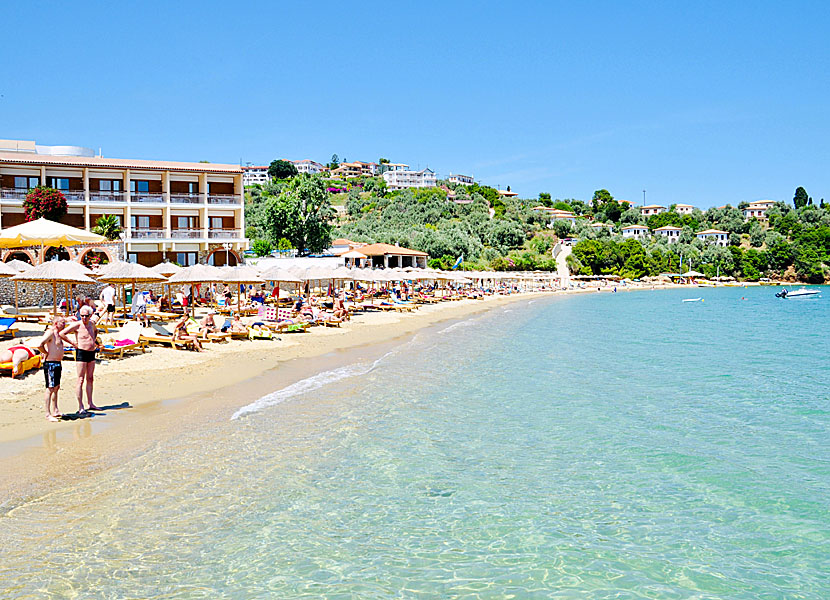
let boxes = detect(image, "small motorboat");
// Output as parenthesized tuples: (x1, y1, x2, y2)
(682, 298, 704, 303)
(776, 288, 821, 298)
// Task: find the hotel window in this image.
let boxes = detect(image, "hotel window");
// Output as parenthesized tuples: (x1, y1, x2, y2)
(14, 176, 40, 189)
(210, 217, 224, 230)
(46, 177, 69, 190)
(130, 180, 150, 193)
(176, 216, 198, 229)
(99, 180, 122, 192)
(131, 215, 150, 229)
(175, 252, 198, 266)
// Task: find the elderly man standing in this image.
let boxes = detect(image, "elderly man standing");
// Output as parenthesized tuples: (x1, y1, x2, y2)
(37, 316, 66, 421)
(60, 305, 105, 414)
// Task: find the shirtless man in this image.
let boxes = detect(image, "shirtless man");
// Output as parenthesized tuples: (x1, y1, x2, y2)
(60, 305, 104, 414)
(37, 317, 66, 422)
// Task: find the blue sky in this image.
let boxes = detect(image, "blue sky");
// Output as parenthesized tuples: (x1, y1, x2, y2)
(2, 1, 828, 207)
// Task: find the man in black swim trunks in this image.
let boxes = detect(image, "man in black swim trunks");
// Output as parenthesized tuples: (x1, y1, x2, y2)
(37, 317, 66, 422)
(60, 305, 105, 414)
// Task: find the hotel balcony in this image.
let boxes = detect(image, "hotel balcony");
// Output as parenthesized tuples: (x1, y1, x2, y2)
(89, 191, 126, 203)
(207, 194, 240, 205)
(170, 193, 201, 204)
(208, 228, 242, 239)
(129, 228, 166, 239)
(171, 228, 202, 239)
(51, 190, 84, 203)
(131, 192, 166, 204)
(0, 188, 28, 201)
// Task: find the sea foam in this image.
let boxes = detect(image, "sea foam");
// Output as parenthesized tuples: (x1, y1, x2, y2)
(231, 350, 397, 420)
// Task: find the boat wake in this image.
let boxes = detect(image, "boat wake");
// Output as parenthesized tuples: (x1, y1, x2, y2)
(231, 350, 396, 420)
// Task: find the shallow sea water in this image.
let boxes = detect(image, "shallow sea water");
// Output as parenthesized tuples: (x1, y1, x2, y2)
(1, 287, 828, 598)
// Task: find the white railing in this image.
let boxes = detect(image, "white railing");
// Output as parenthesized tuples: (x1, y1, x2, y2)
(89, 191, 126, 202)
(130, 228, 166, 239)
(171, 229, 202, 239)
(0, 188, 29, 200)
(208, 229, 241, 239)
(207, 194, 241, 205)
(131, 192, 165, 203)
(170, 193, 201, 204)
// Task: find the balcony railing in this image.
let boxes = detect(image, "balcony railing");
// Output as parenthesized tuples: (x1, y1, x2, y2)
(89, 191, 126, 202)
(131, 192, 165, 203)
(130, 228, 166, 239)
(208, 228, 241, 239)
(208, 194, 241, 205)
(170, 193, 202, 204)
(63, 191, 85, 203)
(0, 188, 28, 201)
(171, 229, 202, 239)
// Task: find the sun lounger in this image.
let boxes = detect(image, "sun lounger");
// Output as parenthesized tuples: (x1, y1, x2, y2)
(185, 318, 230, 342)
(99, 321, 148, 359)
(142, 323, 196, 350)
(0, 317, 18, 339)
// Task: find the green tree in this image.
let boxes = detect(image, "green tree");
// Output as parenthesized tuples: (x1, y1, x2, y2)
(91, 214, 122, 240)
(251, 238, 273, 257)
(329, 154, 340, 169)
(793, 186, 810, 209)
(264, 175, 335, 254)
(268, 159, 298, 180)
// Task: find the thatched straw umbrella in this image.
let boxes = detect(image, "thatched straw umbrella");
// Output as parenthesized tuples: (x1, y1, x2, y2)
(0, 261, 17, 277)
(97, 262, 168, 314)
(150, 262, 182, 302)
(166, 264, 224, 315)
(5, 259, 33, 272)
(11, 260, 96, 315)
(218, 266, 264, 313)
(151, 261, 182, 277)
(259, 265, 303, 304)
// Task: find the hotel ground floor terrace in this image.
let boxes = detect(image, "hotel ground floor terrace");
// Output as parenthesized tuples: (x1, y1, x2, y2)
(0, 148, 248, 266)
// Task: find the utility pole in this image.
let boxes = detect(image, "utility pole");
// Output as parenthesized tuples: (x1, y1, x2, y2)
(643, 189, 646, 206)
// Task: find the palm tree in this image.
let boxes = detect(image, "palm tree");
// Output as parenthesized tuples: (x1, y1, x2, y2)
(91, 215, 122, 240)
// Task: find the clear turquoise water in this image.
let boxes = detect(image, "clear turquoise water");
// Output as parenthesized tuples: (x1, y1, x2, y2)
(1, 287, 828, 598)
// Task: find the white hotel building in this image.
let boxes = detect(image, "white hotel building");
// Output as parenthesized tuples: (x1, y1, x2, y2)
(0, 140, 247, 267)
(382, 167, 437, 190)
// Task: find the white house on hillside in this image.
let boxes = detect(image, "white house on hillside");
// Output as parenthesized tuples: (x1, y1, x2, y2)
(448, 173, 474, 185)
(242, 165, 270, 186)
(743, 200, 776, 221)
(383, 167, 437, 190)
(293, 159, 325, 175)
(696, 229, 729, 246)
(674, 203, 695, 214)
(640, 205, 666, 216)
(546, 209, 576, 226)
(621, 224, 649, 240)
(654, 225, 682, 243)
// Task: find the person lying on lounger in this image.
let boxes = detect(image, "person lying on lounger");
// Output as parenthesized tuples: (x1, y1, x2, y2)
(0, 344, 37, 378)
(229, 315, 248, 334)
